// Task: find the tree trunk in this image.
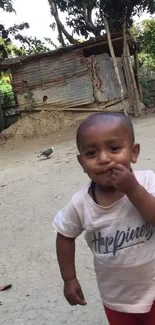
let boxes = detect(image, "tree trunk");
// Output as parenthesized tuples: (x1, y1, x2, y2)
(103, 16, 127, 115)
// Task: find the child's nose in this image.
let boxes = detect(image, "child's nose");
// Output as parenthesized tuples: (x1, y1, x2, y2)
(98, 151, 110, 164)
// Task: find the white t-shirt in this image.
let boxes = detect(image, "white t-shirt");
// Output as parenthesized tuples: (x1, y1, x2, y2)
(53, 170, 155, 313)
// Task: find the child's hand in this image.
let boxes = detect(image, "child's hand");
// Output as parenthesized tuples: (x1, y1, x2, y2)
(64, 278, 87, 306)
(111, 164, 139, 194)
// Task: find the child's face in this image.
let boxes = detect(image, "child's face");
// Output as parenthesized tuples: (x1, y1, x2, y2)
(77, 120, 140, 188)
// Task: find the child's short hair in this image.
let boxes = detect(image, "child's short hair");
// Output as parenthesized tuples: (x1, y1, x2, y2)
(76, 112, 135, 150)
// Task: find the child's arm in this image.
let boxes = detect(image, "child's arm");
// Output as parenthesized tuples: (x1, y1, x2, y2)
(56, 233, 87, 306)
(112, 165, 155, 225)
(127, 185, 155, 225)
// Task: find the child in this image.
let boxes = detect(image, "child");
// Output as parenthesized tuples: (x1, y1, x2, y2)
(53, 112, 155, 325)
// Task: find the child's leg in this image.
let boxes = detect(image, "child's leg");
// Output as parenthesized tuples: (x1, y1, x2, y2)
(104, 306, 137, 325)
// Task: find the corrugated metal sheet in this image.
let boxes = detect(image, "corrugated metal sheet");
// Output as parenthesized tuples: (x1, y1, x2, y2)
(0, 32, 136, 70)
(88, 53, 127, 103)
(12, 61, 41, 90)
(11, 48, 128, 112)
(12, 49, 94, 110)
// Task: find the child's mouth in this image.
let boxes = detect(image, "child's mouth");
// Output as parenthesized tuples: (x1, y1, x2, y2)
(97, 168, 113, 175)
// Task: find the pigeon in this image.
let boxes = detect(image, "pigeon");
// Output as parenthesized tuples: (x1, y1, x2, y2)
(38, 147, 54, 159)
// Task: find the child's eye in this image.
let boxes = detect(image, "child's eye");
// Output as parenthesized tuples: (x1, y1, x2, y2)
(86, 150, 96, 157)
(110, 146, 121, 153)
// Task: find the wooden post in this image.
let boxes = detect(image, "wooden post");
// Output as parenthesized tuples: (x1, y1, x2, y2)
(123, 57, 135, 115)
(126, 44, 141, 115)
(103, 16, 127, 115)
(134, 49, 143, 101)
(122, 22, 135, 115)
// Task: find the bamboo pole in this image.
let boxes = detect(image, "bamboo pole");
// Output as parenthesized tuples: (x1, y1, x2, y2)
(128, 29, 143, 103)
(123, 59, 135, 114)
(122, 22, 135, 115)
(134, 49, 143, 101)
(103, 16, 127, 115)
(126, 44, 141, 115)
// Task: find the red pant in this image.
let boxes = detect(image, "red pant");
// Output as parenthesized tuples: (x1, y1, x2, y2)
(104, 301, 155, 325)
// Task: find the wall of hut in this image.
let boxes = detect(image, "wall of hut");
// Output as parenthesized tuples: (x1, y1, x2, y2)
(10, 48, 128, 113)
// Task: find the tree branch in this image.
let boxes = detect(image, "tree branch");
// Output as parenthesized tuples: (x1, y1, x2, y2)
(49, 0, 65, 46)
(83, 4, 102, 36)
(48, 0, 79, 45)
(57, 23, 66, 47)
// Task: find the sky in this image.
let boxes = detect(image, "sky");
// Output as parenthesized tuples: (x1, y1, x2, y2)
(0, 0, 154, 45)
(0, 0, 59, 43)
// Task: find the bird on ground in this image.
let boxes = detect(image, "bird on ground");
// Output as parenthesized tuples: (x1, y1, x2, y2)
(38, 147, 54, 159)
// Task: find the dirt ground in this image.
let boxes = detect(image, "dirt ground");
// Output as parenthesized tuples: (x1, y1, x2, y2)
(1, 115, 155, 325)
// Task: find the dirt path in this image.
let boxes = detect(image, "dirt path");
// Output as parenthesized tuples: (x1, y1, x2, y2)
(1, 115, 155, 325)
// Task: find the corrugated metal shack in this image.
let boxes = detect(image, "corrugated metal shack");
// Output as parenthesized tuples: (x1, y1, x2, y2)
(0, 33, 139, 114)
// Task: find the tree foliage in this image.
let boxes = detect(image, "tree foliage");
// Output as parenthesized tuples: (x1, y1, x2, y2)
(0, 0, 15, 13)
(133, 20, 155, 107)
(17, 37, 51, 55)
(0, 22, 30, 59)
(133, 19, 155, 72)
(0, 32, 54, 58)
(0, 1, 54, 59)
(48, 0, 155, 46)
(136, 19, 155, 57)
(0, 0, 30, 59)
